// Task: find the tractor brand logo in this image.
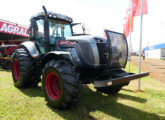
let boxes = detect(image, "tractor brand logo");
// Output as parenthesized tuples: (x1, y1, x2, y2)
(0, 21, 29, 37)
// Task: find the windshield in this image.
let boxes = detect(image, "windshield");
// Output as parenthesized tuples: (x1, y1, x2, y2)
(49, 20, 72, 38)
(34, 19, 72, 53)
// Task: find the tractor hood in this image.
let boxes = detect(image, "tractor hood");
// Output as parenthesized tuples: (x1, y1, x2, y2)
(66, 35, 95, 43)
(66, 31, 128, 69)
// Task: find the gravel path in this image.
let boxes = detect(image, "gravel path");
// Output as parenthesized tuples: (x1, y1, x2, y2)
(131, 56, 165, 83)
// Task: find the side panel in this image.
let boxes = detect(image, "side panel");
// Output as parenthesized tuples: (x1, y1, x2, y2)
(78, 42, 98, 65)
(66, 35, 100, 67)
(20, 41, 39, 57)
(105, 30, 128, 68)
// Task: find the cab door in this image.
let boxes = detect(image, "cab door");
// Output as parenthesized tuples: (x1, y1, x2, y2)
(29, 19, 46, 54)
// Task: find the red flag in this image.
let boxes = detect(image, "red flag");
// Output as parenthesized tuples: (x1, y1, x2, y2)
(123, 9, 129, 37)
(127, 10, 134, 32)
(123, 7, 134, 38)
(124, 0, 148, 37)
(132, 0, 148, 16)
(123, 23, 128, 38)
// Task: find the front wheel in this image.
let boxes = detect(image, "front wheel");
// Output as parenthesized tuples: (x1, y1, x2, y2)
(42, 59, 82, 109)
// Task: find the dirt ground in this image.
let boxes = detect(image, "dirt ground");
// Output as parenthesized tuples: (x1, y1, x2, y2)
(131, 56, 165, 83)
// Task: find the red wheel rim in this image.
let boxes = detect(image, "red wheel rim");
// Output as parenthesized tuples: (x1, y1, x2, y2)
(45, 72, 61, 100)
(13, 59, 20, 81)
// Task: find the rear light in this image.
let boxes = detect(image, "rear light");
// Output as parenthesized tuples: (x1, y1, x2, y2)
(58, 41, 72, 45)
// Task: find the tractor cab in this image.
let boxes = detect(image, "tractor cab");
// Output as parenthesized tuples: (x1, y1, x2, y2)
(29, 6, 86, 55)
(29, 11, 74, 54)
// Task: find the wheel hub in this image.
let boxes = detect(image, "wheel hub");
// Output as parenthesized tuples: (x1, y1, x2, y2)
(45, 72, 61, 100)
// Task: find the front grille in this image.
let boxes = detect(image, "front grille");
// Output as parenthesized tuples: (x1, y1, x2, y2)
(96, 43, 108, 64)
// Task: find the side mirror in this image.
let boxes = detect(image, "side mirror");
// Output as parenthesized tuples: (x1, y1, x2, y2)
(71, 23, 86, 36)
(82, 23, 86, 34)
(30, 19, 38, 31)
(29, 20, 38, 41)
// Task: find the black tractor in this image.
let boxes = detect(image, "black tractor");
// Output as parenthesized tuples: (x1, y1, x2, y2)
(12, 6, 149, 109)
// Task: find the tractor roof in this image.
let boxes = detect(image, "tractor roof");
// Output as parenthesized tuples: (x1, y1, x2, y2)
(30, 12, 73, 23)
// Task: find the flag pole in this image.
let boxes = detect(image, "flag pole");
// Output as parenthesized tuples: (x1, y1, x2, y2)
(138, 0, 143, 91)
(129, 0, 133, 73)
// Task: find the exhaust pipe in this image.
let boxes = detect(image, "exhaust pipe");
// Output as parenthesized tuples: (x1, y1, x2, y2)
(42, 5, 50, 52)
(42, 5, 48, 19)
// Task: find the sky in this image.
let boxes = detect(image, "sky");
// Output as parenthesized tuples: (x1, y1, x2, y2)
(0, 0, 165, 51)
(130, 0, 165, 51)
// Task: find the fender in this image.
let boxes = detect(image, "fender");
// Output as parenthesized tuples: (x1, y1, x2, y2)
(20, 41, 39, 57)
(41, 51, 72, 65)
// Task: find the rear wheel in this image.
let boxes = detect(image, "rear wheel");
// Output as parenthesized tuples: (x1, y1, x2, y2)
(12, 48, 41, 88)
(42, 59, 81, 109)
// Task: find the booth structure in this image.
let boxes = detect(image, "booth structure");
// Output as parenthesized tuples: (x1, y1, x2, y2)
(143, 43, 165, 59)
(0, 19, 29, 69)
(0, 19, 29, 45)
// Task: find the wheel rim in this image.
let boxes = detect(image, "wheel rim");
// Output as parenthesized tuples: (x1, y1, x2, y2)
(13, 59, 20, 81)
(45, 72, 61, 100)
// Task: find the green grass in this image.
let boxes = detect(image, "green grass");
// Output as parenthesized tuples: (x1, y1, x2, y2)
(0, 64, 165, 120)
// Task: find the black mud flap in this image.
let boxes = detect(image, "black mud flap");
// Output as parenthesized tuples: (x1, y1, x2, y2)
(94, 70, 149, 88)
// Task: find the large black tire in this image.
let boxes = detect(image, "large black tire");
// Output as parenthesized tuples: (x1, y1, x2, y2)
(12, 48, 41, 88)
(96, 85, 122, 94)
(42, 59, 82, 109)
